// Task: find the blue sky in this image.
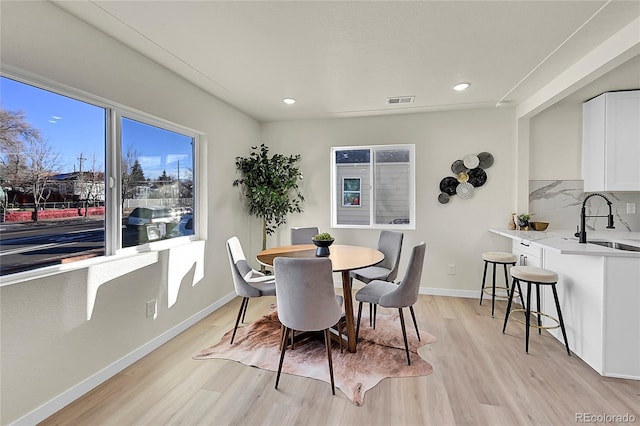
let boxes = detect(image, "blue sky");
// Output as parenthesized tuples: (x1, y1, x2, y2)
(1, 76, 193, 181)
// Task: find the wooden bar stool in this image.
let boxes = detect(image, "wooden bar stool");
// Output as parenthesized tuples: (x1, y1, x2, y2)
(502, 265, 571, 356)
(480, 251, 517, 317)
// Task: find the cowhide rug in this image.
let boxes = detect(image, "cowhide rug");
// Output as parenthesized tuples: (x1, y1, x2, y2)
(193, 308, 436, 406)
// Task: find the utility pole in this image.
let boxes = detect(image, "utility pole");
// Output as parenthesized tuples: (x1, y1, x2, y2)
(77, 153, 87, 217)
(77, 153, 86, 174)
(177, 160, 180, 202)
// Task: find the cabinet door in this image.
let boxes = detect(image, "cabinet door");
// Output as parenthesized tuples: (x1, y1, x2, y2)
(605, 91, 640, 191)
(512, 241, 542, 310)
(582, 94, 606, 192)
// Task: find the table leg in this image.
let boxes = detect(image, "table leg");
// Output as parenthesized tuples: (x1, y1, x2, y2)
(341, 270, 357, 352)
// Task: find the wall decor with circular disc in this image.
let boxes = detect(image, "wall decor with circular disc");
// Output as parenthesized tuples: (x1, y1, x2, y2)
(468, 168, 487, 187)
(463, 154, 480, 169)
(457, 171, 469, 183)
(478, 152, 494, 169)
(451, 160, 468, 174)
(438, 192, 450, 204)
(439, 176, 458, 195)
(456, 182, 475, 199)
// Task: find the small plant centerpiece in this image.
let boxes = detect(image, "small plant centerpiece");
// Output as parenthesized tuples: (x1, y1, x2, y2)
(311, 232, 334, 257)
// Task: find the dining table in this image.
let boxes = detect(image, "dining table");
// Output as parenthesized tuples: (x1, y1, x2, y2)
(257, 244, 384, 353)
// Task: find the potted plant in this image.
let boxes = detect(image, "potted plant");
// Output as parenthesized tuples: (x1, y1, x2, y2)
(233, 144, 305, 257)
(517, 213, 531, 230)
(311, 232, 334, 257)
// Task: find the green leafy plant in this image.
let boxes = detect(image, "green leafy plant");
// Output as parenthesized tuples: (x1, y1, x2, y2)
(233, 144, 305, 253)
(312, 232, 334, 241)
(517, 213, 531, 222)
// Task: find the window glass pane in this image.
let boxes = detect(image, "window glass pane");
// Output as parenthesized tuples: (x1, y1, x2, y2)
(332, 145, 414, 229)
(121, 117, 194, 247)
(374, 148, 411, 225)
(335, 149, 370, 225)
(0, 76, 106, 275)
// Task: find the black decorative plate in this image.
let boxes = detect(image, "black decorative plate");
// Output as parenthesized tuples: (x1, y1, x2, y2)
(439, 176, 458, 195)
(478, 152, 494, 169)
(451, 160, 468, 175)
(468, 168, 487, 187)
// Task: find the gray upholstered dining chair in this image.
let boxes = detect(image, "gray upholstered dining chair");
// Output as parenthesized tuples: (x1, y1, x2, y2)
(226, 236, 276, 344)
(290, 226, 319, 245)
(355, 241, 426, 365)
(350, 230, 403, 327)
(274, 257, 343, 395)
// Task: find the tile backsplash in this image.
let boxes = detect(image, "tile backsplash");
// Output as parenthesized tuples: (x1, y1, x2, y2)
(529, 180, 640, 232)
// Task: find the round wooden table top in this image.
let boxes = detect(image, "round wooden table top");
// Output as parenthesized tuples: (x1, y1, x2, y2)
(257, 244, 384, 272)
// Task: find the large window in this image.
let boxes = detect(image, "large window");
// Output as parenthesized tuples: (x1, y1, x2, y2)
(331, 145, 415, 229)
(0, 74, 198, 277)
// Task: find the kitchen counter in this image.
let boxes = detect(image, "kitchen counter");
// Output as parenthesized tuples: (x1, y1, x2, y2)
(490, 228, 640, 258)
(491, 227, 640, 380)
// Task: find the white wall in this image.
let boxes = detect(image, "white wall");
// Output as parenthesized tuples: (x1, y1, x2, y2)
(0, 2, 262, 424)
(530, 103, 583, 180)
(261, 108, 516, 296)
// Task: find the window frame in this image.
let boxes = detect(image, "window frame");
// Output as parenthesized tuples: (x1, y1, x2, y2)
(341, 177, 362, 207)
(331, 144, 415, 230)
(0, 69, 203, 284)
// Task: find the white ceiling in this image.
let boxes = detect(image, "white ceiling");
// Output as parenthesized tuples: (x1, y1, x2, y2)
(52, 0, 640, 123)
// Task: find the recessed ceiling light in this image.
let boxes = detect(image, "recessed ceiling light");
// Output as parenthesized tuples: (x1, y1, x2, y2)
(452, 83, 470, 92)
(282, 98, 296, 105)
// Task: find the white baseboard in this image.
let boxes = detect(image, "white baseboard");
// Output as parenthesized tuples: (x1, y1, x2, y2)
(333, 279, 481, 300)
(11, 291, 237, 426)
(419, 287, 480, 299)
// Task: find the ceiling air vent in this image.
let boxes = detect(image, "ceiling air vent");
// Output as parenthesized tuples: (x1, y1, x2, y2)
(387, 96, 415, 105)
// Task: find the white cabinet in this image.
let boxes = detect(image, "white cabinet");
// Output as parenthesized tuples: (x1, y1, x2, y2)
(582, 90, 640, 192)
(511, 240, 543, 309)
(543, 251, 640, 379)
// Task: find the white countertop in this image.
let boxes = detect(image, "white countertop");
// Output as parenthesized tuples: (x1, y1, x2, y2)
(490, 228, 640, 258)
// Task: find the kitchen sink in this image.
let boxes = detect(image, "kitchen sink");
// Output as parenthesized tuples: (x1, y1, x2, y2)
(588, 241, 640, 252)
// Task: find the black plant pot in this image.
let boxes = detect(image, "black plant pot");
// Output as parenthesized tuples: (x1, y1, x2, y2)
(312, 239, 334, 257)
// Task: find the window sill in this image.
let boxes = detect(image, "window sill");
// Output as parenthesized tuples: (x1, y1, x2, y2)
(0, 236, 200, 287)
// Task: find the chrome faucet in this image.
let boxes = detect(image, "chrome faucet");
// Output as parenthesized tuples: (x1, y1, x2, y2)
(575, 193, 615, 243)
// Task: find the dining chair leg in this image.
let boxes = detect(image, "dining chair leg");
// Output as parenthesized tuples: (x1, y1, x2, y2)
(231, 297, 248, 344)
(373, 304, 377, 329)
(241, 297, 250, 323)
(324, 328, 336, 395)
(275, 327, 290, 389)
(356, 301, 363, 341)
(398, 308, 411, 365)
(369, 303, 373, 327)
(409, 305, 421, 341)
(337, 320, 343, 353)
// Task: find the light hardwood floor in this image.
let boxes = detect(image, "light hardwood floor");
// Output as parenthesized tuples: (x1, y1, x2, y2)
(41, 294, 639, 425)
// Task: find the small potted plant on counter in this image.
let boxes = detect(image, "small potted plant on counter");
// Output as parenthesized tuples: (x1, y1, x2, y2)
(311, 232, 334, 257)
(516, 213, 531, 231)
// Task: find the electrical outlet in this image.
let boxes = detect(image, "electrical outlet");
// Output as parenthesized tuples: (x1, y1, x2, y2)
(146, 299, 157, 318)
(627, 203, 636, 214)
(447, 264, 456, 275)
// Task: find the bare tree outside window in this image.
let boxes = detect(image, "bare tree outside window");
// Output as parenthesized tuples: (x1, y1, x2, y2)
(0, 107, 63, 221)
(22, 136, 62, 221)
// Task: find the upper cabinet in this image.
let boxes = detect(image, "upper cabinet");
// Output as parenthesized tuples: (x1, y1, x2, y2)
(582, 90, 640, 192)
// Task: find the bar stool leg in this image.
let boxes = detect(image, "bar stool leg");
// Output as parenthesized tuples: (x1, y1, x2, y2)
(502, 277, 517, 333)
(515, 279, 526, 312)
(535, 283, 542, 334)
(551, 284, 571, 356)
(480, 261, 488, 306)
(491, 262, 497, 317)
(525, 282, 532, 353)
